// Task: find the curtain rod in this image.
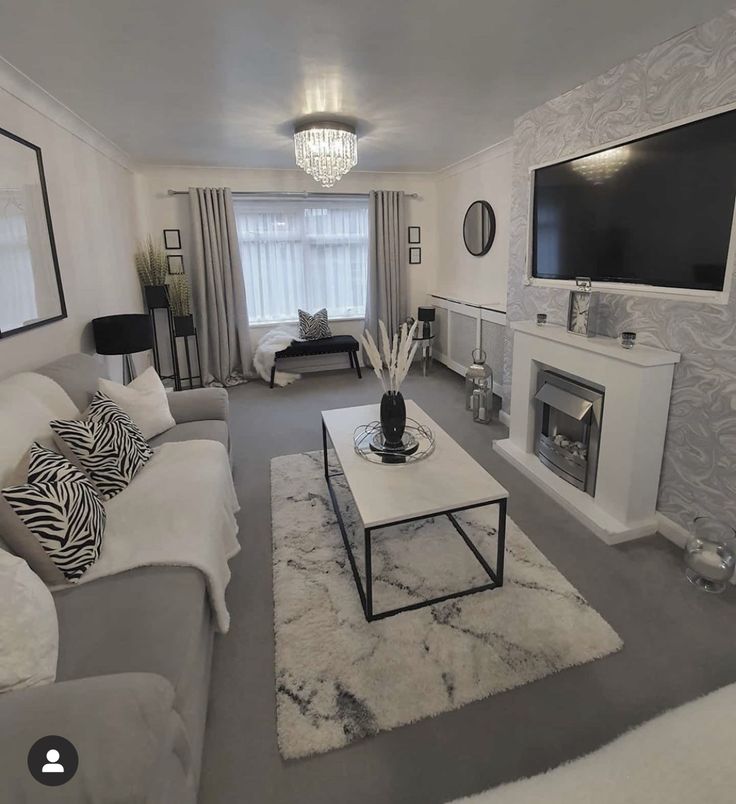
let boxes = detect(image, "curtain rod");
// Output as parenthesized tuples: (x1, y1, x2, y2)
(166, 189, 419, 199)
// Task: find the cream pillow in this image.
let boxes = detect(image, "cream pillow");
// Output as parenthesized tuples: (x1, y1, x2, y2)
(98, 367, 175, 440)
(0, 550, 58, 693)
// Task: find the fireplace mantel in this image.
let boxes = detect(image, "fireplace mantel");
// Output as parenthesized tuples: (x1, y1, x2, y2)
(495, 322, 680, 543)
(511, 322, 680, 367)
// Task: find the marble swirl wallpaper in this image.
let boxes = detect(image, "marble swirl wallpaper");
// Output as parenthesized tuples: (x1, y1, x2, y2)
(504, 9, 736, 531)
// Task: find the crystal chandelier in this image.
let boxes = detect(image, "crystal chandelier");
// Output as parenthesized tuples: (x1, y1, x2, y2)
(572, 145, 631, 184)
(294, 121, 358, 187)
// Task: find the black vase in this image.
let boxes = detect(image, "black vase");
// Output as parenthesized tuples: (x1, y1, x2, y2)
(380, 391, 406, 448)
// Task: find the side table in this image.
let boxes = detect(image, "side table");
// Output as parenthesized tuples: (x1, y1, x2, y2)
(412, 334, 435, 377)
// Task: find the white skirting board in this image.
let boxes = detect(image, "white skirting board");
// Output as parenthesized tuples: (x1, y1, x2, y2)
(656, 513, 690, 548)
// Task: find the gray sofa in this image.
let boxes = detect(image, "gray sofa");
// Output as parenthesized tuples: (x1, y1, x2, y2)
(0, 354, 230, 803)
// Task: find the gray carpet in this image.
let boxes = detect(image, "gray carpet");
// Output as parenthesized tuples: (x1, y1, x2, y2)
(199, 365, 736, 804)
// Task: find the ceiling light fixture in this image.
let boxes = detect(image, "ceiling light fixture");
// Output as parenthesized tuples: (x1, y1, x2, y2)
(294, 121, 358, 187)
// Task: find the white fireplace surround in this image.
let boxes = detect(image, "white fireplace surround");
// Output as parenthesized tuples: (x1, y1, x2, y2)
(494, 322, 680, 544)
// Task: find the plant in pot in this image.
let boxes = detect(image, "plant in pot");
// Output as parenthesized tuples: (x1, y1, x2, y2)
(168, 276, 194, 337)
(362, 320, 419, 449)
(134, 237, 169, 308)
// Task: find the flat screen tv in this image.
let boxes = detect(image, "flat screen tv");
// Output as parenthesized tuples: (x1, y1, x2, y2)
(531, 109, 736, 292)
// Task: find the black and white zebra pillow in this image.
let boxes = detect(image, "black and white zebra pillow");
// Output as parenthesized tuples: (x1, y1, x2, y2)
(0, 443, 105, 583)
(298, 308, 332, 340)
(50, 392, 153, 501)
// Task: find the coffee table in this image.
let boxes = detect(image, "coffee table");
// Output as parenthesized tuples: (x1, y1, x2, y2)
(321, 400, 508, 621)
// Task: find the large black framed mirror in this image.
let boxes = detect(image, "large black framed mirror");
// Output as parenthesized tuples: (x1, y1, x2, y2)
(0, 126, 66, 339)
(463, 199, 496, 257)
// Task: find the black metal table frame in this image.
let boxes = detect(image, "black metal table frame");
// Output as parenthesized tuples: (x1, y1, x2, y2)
(322, 421, 507, 622)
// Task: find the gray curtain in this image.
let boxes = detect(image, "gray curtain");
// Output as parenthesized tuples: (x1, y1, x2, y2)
(189, 187, 253, 386)
(365, 190, 407, 342)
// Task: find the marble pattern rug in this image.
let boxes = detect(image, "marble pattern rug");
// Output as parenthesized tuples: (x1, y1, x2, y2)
(272, 451, 622, 759)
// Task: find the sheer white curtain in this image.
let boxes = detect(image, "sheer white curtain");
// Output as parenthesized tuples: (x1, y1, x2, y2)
(233, 197, 369, 324)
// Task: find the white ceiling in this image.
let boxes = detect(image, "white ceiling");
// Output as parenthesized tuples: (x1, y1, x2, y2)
(0, 0, 732, 172)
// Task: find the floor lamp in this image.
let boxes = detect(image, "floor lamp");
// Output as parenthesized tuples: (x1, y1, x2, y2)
(92, 314, 154, 384)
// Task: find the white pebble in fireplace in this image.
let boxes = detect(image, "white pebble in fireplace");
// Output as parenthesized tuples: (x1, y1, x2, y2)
(495, 322, 680, 544)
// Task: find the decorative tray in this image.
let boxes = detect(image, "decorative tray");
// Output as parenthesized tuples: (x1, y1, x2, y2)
(353, 418, 435, 464)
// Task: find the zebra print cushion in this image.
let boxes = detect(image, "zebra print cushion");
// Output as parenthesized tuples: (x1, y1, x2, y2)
(1, 443, 105, 583)
(50, 393, 153, 501)
(298, 308, 332, 340)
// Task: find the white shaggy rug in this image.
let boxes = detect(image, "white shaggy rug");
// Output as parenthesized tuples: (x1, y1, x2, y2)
(272, 451, 622, 759)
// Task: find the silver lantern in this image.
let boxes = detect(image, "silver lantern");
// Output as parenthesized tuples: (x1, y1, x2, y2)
(465, 348, 493, 411)
(471, 377, 493, 424)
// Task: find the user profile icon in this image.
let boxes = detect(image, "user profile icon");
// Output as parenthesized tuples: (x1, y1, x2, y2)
(27, 736, 78, 786)
(43, 748, 64, 773)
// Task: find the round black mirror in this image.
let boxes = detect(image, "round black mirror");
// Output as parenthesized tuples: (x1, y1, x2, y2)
(463, 200, 496, 257)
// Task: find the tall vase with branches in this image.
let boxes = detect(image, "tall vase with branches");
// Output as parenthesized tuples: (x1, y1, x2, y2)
(362, 320, 418, 447)
(168, 276, 195, 336)
(134, 237, 169, 308)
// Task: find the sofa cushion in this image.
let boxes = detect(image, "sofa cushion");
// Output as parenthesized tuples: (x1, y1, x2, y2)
(36, 352, 108, 412)
(51, 394, 154, 500)
(0, 444, 105, 583)
(99, 367, 176, 440)
(54, 565, 209, 693)
(149, 419, 229, 450)
(0, 373, 78, 489)
(0, 672, 195, 804)
(0, 549, 58, 692)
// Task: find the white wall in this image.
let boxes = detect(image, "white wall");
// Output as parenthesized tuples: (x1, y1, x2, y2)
(0, 61, 142, 379)
(435, 139, 512, 307)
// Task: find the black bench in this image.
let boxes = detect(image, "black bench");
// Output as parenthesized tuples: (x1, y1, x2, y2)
(270, 335, 362, 388)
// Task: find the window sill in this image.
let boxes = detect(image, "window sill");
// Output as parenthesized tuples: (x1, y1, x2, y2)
(249, 315, 365, 329)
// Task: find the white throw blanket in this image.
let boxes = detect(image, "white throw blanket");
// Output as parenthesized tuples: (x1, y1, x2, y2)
(52, 440, 240, 633)
(253, 327, 304, 387)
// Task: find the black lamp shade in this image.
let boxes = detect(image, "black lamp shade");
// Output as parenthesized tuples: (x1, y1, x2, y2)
(418, 306, 436, 322)
(93, 314, 153, 356)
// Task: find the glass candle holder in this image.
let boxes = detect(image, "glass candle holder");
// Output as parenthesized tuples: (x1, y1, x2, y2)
(536, 313, 547, 326)
(620, 331, 636, 349)
(684, 516, 736, 594)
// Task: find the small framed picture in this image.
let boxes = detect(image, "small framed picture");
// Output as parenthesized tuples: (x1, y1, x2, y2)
(163, 229, 181, 250)
(167, 254, 185, 275)
(408, 226, 421, 244)
(409, 247, 422, 265)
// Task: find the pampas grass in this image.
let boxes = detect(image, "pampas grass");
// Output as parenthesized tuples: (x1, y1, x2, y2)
(168, 276, 191, 317)
(134, 237, 168, 287)
(361, 320, 418, 394)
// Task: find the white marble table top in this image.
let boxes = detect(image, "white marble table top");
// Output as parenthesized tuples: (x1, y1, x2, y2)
(322, 400, 508, 529)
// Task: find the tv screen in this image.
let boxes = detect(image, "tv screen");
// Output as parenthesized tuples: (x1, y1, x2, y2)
(531, 109, 736, 292)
